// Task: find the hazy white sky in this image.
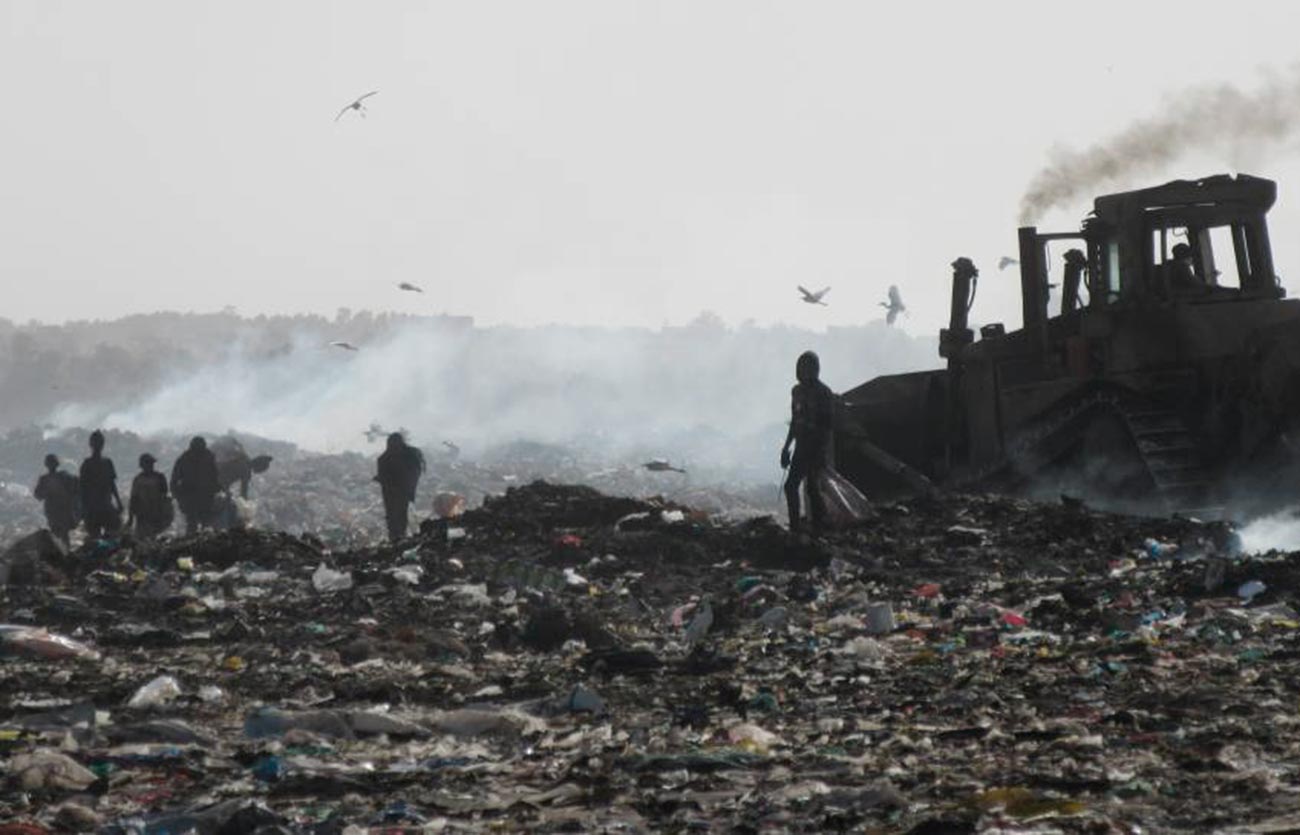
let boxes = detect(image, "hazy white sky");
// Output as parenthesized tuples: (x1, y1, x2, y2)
(4, 0, 1300, 337)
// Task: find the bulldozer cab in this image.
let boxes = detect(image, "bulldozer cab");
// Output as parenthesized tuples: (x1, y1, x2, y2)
(838, 173, 1300, 515)
(1021, 175, 1280, 327)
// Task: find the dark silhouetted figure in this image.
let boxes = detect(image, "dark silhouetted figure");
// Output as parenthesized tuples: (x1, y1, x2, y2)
(33, 454, 79, 548)
(172, 436, 220, 535)
(1168, 242, 1201, 291)
(780, 351, 834, 534)
(209, 436, 273, 499)
(79, 430, 123, 539)
(376, 432, 425, 542)
(128, 453, 173, 539)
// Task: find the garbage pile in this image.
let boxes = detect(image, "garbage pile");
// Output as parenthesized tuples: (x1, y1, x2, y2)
(3, 481, 1300, 832)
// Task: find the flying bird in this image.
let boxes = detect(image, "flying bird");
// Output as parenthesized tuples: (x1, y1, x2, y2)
(335, 91, 378, 122)
(329, 341, 360, 352)
(879, 285, 907, 326)
(364, 422, 387, 443)
(643, 459, 686, 474)
(998, 256, 1019, 271)
(798, 285, 830, 306)
(397, 282, 424, 293)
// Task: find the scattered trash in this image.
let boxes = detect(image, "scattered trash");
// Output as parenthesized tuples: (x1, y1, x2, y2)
(1144, 538, 1179, 558)
(8, 749, 97, 791)
(387, 564, 423, 585)
(0, 479, 1286, 830)
(560, 683, 607, 715)
(840, 636, 885, 660)
(433, 491, 467, 518)
(727, 722, 783, 754)
(311, 562, 354, 593)
(999, 610, 1028, 628)
(757, 605, 789, 629)
(126, 675, 183, 709)
(0, 625, 100, 661)
(684, 599, 714, 645)
(865, 602, 896, 634)
(1239, 579, 1268, 602)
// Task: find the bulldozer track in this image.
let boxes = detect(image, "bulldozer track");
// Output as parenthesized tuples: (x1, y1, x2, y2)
(960, 388, 1218, 517)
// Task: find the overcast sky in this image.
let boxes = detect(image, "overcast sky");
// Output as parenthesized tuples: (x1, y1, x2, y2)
(4, 0, 1300, 337)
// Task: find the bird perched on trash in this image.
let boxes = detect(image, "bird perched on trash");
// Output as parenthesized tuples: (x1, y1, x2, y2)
(797, 285, 830, 306)
(684, 599, 713, 646)
(397, 282, 423, 293)
(879, 285, 906, 325)
(643, 459, 686, 474)
(329, 341, 360, 352)
(335, 91, 378, 121)
(998, 256, 1019, 271)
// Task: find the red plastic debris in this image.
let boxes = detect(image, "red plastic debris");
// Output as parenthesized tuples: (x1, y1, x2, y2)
(1000, 611, 1028, 628)
(914, 583, 942, 599)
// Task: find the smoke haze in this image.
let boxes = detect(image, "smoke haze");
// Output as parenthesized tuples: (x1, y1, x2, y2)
(1238, 508, 1300, 554)
(19, 313, 934, 480)
(1020, 66, 1300, 224)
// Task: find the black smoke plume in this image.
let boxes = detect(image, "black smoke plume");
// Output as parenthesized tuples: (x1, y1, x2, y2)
(1020, 67, 1300, 224)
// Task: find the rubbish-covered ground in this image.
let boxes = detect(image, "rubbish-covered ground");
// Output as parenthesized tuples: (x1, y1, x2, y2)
(3, 481, 1300, 832)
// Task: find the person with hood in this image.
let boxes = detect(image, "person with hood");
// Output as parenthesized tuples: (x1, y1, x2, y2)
(779, 350, 835, 533)
(375, 432, 425, 541)
(79, 430, 123, 539)
(171, 436, 220, 535)
(33, 454, 79, 547)
(128, 453, 173, 539)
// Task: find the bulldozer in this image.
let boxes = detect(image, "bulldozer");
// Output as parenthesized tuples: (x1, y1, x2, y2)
(837, 174, 1300, 518)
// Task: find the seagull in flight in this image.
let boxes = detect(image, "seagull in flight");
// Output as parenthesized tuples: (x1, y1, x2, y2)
(329, 341, 360, 352)
(397, 282, 424, 293)
(335, 91, 378, 122)
(998, 256, 1019, 271)
(798, 285, 830, 306)
(880, 285, 907, 326)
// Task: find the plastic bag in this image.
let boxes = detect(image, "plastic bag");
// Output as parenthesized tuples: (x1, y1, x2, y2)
(805, 466, 872, 528)
(311, 563, 354, 593)
(9, 749, 97, 791)
(127, 675, 182, 709)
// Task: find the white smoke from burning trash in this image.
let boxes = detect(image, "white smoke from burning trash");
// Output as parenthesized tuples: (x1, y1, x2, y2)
(1238, 507, 1300, 554)
(1020, 66, 1300, 224)
(49, 317, 933, 479)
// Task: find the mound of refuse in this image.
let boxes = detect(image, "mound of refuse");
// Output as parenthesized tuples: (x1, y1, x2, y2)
(2, 481, 1299, 832)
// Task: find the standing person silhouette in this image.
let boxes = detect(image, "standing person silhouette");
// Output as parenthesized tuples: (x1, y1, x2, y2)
(375, 433, 425, 542)
(34, 454, 79, 547)
(79, 430, 123, 539)
(128, 453, 173, 539)
(172, 437, 220, 535)
(779, 351, 834, 534)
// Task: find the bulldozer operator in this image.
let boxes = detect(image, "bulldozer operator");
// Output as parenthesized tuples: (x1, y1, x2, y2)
(1167, 242, 1203, 292)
